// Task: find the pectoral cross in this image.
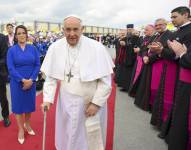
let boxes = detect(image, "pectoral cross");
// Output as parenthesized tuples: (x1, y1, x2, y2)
(66, 70, 73, 82)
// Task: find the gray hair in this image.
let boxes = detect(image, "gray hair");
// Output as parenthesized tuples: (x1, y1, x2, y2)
(155, 18, 167, 24)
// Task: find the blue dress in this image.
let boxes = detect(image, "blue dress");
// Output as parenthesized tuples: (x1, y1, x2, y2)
(7, 44, 40, 114)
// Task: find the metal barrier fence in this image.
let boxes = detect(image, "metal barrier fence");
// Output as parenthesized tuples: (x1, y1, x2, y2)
(1, 20, 121, 35)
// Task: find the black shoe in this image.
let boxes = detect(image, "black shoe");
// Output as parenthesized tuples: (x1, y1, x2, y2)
(120, 88, 128, 92)
(3, 118, 11, 127)
(158, 133, 165, 139)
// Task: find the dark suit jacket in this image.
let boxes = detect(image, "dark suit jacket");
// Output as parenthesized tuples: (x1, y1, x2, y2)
(5, 35, 17, 47)
(0, 34, 9, 84)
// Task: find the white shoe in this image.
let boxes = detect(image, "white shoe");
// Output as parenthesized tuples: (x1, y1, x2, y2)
(27, 130, 35, 136)
(24, 123, 35, 135)
(18, 137, 24, 144)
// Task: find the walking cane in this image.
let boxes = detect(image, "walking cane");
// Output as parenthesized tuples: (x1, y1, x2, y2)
(42, 106, 48, 150)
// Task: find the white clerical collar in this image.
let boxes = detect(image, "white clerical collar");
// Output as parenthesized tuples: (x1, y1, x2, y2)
(180, 21, 191, 28)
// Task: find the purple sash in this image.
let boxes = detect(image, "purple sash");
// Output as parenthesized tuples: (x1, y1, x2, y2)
(188, 96, 191, 150)
(133, 56, 143, 84)
(162, 61, 177, 122)
(179, 68, 191, 83)
(150, 60, 164, 106)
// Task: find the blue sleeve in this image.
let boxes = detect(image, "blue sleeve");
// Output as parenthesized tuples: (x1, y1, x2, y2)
(30, 46, 40, 81)
(7, 48, 23, 82)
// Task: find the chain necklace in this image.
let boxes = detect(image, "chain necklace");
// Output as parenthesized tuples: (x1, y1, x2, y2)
(66, 43, 80, 82)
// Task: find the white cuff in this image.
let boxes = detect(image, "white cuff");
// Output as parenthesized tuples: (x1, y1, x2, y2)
(180, 52, 186, 58)
(43, 76, 57, 104)
(92, 75, 112, 107)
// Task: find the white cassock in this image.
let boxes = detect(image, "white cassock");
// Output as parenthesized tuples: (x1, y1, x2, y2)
(41, 35, 114, 150)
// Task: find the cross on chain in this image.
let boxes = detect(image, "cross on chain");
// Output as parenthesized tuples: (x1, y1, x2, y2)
(66, 70, 73, 82)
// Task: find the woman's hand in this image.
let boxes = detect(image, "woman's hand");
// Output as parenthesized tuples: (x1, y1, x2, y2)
(22, 79, 33, 90)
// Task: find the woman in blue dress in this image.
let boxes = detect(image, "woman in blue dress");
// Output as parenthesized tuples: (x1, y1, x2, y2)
(7, 25, 40, 144)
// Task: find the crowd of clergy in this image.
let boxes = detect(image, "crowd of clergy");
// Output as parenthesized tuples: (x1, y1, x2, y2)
(114, 6, 191, 150)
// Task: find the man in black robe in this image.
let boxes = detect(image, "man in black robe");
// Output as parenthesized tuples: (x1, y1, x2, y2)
(149, 18, 177, 130)
(117, 24, 140, 92)
(132, 25, 157, 111)
(128, 25, 154, 97)
(159, 6, 191, 150)
(114, 30, 126, 83)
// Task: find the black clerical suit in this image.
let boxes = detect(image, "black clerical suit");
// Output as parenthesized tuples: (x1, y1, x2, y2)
(165, 23, 191, 150)
(0, 33, 10, 126)
(117, 34, 140, 91)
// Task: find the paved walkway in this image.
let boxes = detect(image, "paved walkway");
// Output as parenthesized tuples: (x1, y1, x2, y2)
(113, 87, 168, 150)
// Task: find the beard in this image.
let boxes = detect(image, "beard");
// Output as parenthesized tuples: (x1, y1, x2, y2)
(126, 32, 132, 38)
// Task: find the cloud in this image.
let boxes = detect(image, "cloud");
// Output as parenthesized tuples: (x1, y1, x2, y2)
(0, 0, 189, 28)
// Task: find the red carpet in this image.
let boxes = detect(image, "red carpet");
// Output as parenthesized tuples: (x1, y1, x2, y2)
(0, 82, 116, 150)
(105, 80, 116, 150)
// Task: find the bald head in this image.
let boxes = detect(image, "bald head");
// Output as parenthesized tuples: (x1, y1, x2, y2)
(63, 16, 84, 46)
(144, 25, 155, 36)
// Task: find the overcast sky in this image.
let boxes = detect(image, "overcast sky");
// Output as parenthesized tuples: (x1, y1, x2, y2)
(0, 0, 189, 28)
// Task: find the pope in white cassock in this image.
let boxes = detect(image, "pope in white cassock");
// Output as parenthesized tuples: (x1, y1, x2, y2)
(41, 15, 114, 150)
